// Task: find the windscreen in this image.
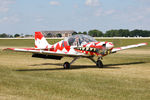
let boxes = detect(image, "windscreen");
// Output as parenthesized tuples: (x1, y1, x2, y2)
(66, 34, 97, 46)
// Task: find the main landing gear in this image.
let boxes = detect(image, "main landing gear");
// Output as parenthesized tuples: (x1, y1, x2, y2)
(63, 62, 70, 69)
(63, 57, 104, 69)
(89, 57, 104, 68)
(63, 57, 79, 69)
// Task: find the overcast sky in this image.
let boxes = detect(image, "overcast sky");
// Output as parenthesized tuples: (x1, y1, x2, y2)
(0, 0, 150, 34)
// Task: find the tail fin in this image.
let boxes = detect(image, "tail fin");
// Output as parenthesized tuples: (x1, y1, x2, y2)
(35, 32, 50, 49)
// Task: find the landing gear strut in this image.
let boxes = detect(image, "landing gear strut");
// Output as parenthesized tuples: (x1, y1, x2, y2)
(63, 57, 104, 69)
(63, 57, 79, 69)
(89, 57, 104, 68)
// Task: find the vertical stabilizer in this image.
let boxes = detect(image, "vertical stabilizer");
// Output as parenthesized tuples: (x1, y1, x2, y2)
(35, 32, 50, 49)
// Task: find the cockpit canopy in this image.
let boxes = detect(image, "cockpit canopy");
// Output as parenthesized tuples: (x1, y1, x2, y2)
(65, 34, 97, 46)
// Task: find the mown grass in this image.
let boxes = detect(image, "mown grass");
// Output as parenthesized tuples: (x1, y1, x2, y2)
(0, 39, 150, 100)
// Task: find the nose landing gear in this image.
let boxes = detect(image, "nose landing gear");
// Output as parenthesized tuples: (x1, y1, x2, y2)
(89, 57, 104, 68)
(96, 60, 103, 68)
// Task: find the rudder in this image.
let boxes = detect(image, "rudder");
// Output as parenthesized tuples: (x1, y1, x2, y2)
(35, 32, 50, 49)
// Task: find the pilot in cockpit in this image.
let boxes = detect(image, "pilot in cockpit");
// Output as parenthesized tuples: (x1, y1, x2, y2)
(73, 36, 81, 46)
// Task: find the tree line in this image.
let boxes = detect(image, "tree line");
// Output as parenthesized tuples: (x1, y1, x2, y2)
(73, 29, 150, 37)
(1, 29, 150, 38)
(0, 33, 33, 38)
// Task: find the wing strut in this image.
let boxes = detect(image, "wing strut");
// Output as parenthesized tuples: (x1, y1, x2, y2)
(70, 57, 80, 65)
(89, 57, 97, 64)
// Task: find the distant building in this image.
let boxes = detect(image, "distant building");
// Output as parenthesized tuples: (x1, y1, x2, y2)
(41, 30, 75, 37)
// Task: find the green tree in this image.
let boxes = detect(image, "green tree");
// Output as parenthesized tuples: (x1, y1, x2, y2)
(78, 32, 82, 34)
(56, 33, 62, 37)
(0, 33, 9, 38)
(118, 29, 130, 37)
(130, 29, 141, 37)
(104, 30, 113, 37)
(72, 32, 77, 35)
(104, 29, 129, 37)
(88, 29, 103, 37)
(142, 30, 150, 37)
(47, 33, 52, 37)
(9, 35, 13, 38)
(83, 31, 87, 35)
(130, 29, 150, 37)
(14, 34, 20, 38)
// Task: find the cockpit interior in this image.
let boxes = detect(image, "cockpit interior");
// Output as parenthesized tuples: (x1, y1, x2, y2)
(65, 34, 97, 46)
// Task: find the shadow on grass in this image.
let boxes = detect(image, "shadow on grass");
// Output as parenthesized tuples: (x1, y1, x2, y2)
(16, 61, 146, 71)
(30, 63, 62, 66)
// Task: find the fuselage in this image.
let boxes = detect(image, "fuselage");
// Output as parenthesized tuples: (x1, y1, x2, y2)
(43, 34, 114, 57)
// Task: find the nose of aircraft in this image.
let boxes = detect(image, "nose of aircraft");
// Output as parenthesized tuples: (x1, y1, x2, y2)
(106, 42, 114, 49)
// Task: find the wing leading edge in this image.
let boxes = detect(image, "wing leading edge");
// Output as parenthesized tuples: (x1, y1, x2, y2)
(111, 43, 147, 53)
(6, 48, 87, 57)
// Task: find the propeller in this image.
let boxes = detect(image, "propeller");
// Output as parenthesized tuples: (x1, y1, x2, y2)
(99, 43, 111, 55)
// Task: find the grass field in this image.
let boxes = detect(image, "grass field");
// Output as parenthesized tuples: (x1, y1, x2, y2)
(0, 39, 150, 100)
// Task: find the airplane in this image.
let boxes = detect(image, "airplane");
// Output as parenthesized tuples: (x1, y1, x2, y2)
(6, 32, 147, 69)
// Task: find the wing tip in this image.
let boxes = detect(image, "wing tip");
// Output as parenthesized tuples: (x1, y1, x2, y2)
(3, 48, 15, 51)
(144, 43, 148, 45)
(7, 48, 15, 50)
(140, 43, 148, 46)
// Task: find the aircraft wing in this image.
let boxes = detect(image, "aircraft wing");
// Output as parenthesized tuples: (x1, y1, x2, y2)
(111, 43, 147, 53)
(6, 48, 87, 57)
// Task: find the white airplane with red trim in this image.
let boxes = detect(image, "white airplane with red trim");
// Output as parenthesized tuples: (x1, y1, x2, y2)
(6, 32, 147, 69)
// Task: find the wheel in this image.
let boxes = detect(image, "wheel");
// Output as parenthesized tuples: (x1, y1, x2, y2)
(96, 60, 103, 68)
(63, 62, 70, 69)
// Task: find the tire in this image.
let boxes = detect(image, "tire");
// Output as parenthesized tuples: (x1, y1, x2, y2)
(96, 60, 103, 68)
(63, 62, 70, 69)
